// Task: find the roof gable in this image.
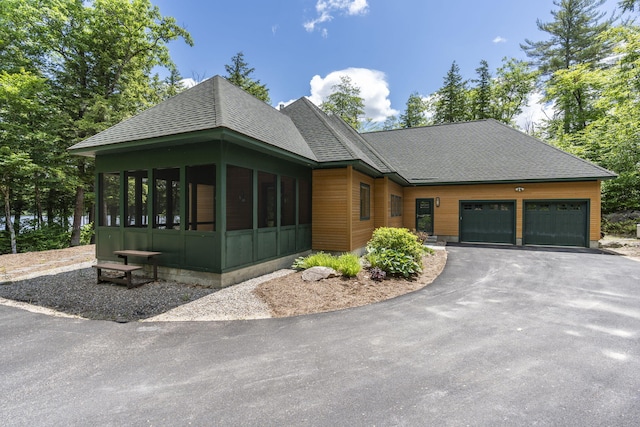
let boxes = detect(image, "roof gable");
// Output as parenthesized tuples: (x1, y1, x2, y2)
(281, 98, 392, 173)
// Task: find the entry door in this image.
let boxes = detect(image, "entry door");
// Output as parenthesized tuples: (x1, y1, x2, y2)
(416, 198, 434, 234)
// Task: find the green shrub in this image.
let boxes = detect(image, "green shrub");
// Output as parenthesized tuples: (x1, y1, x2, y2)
(366, 227, 431, 277)
(292, 251, 361, 277)
(80, 222, 94, 245)
(367, 247, 423, 277)
(336, 253, 361, 277)
(602, 218, 638, 237)
(367, 227, 427, 261)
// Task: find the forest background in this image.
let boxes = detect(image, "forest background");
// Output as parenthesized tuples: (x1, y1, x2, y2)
(1, 0, 639, 254)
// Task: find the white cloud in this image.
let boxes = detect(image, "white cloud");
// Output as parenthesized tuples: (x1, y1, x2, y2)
(306, 67, 398, 123)
(493, 36, 507, 44)
(304, 0, 369, 35)
(180, 78, 198, 89)
(515, 91, 555, 132)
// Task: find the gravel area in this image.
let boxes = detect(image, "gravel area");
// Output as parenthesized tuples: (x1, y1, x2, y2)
(0, 268, 217, 322)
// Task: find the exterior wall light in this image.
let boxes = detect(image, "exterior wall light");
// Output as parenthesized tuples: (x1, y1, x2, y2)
(436, 197, 440, 207)
(515, 187, 525, 192)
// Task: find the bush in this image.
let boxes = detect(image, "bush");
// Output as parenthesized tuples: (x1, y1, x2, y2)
(367, 247, 423, 277)
(366, 227, 430, 277)
(292, 251, 361, 277)
(18, 224, 70, 252)
(367, 227, 427, 261)
(80, 222, 94, 245)
(602, 218, 638, 237)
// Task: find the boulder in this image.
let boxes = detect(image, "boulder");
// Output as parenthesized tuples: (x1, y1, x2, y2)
(302, 266, 339, 282)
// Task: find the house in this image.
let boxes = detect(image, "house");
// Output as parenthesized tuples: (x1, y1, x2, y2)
(68, 76, 616, 287)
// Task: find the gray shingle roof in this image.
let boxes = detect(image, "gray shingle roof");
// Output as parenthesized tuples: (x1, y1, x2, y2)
(362, 120, 616, 184)
(281, 98, 392, 173)
(68, 76, 316, 161)
(68, 77, 614, 185)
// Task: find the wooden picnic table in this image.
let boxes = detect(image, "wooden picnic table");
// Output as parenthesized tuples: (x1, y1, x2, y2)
(113, 250, 162, 282)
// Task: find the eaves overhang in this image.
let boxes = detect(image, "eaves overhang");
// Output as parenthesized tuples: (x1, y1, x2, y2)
(405, 175, 618, 186)
(68, 127, 319, 168)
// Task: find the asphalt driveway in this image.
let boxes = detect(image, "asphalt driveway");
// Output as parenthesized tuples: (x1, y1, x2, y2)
(2, 245, 640, 426)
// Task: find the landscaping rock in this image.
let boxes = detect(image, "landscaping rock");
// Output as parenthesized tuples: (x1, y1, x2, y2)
(302, 267, 339, 282)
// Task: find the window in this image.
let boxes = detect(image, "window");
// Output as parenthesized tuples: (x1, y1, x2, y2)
(125, 170, 148, 227)
(226, 165, 253, 231)
(187, 164, 216, 231)
(153, 168, 180, 229)
(391, 194, 402, 217)
(298, 178, 311, 225)
(281, 176, 296, 226)
(360, 183, 370, 220)
(99, 172, 120, 227)
(258, 171, 276, 228)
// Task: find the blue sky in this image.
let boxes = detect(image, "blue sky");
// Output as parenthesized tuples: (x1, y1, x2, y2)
(152, 0, 619, 126)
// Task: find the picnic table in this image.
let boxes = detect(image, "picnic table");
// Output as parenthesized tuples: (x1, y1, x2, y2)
(93, 250, 162, 288)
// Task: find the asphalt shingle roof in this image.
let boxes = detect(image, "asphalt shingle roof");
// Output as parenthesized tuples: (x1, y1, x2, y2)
(68, 76, 316, 161)
(362, 120, 616, 184)
(68, 77, 614, 185)
(281, 98, 392, 173)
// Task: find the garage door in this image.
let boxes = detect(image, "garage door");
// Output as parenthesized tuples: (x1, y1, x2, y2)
(523, 201, 588, 247)
(459, 201, 515, 244)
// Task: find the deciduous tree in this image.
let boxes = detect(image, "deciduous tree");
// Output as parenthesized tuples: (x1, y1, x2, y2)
(320, 75, 365, 130)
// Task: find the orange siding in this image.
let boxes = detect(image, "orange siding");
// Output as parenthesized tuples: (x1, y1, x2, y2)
(388, 179, 405, 229)
(403, 181, 602, 243)
(312, 169, 349, 251)
(351, 169, 375, 250)
(374, 177, 387, 229)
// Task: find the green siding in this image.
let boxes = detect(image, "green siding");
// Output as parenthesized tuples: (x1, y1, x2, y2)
(95, 137, 312, 275)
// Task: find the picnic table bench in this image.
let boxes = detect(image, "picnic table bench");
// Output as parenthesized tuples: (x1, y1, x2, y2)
(92, 250, 162, 288)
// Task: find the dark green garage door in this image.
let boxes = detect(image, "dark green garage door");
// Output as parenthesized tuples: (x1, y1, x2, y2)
(523, 201, 588, 247)
(460, 201, 515, 244)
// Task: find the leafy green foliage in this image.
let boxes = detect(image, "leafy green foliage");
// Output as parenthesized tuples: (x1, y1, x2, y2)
(367, 248, 423, 277)
(400, 92, 428, 128)
(80, 222, 94, 246)
(320, 75, 365, 130)
(601, 218, 638, 236)
(292, 252, 361, 277)
(366, 227, 428, 277)
(0, 0, 193, 250)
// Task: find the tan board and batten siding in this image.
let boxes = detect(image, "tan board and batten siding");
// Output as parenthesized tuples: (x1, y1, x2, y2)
(403, 181, 602, 244)
(313, 167, 406, 252)
(314, 167, 603, 251)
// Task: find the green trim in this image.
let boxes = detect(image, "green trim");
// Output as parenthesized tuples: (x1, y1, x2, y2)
(408, 177, 613, 186)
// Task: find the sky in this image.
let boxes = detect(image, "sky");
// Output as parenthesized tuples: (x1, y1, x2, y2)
(152, 0, 620, 128)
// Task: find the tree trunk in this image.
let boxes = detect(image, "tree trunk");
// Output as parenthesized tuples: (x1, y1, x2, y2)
(4, 190, 17, 254)
(70, 185, 84, 246)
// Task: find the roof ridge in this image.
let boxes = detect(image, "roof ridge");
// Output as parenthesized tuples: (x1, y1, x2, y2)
(298, 98, 362, 159)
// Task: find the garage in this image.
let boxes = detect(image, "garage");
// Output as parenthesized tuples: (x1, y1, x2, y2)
(523, 200, 588, 247)
(459, 201, 515, 244)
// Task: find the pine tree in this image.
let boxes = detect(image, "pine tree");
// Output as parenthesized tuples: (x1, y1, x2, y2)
(433, 62, 467, 124)
(224, 52, 271, 103)
(471, 60, 492, 120)
(521, 0, 613, 133)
